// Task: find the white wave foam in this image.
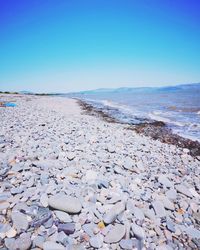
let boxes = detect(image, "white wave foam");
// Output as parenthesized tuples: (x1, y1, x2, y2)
(148, 113, 185, 127)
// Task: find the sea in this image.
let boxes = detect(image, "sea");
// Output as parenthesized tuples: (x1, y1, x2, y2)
(66, 83, 200, 142)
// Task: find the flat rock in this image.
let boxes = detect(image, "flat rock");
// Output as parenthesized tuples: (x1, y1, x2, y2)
(193, 212, 200, 224)
(175, 184, 193, 198)
(165, 189, 177, 200)
(185, 226, 200, 239)
(48, 194, 82, 214)
(58, 223, 75, 235)
(106, 146, 115, 153)
(104, 202, 125, 224)
(90, 235, 103, 248)
(158, 175, 173, 188)
(31, 206, 52, 228)
(16, 233, 32, 250)
(156, 244, 173, 250)
(4, 238, 15, 250)
(151, 200, 166, 217)
(114, 166, 123, 174)
(133, 206, 145, 220)
(56, 231, 68, 245)
(5, 227, 17, 238)
(123, 157, 134, 171)
(40, 193, 48, 207)
(67, 153, 76, 161)
(33, 236, 45, 248)
(131, 223, 146, 239)
(11, 211, 28, 232)
(166, 218, 175, 233)
(54, 210, 72, 223)
(26, 177, 35, 188)
(119, 239, 133, 249)
(10, 187, 24, 195)
(104, 224, 126, 243)
(0, 201, 10, 211)
(162, 197, 175, 211)
(85, 170, 98, 181)
(82, 223, 95, 237)
(43, 241, 65, 250)
(5, 233, 31, 250)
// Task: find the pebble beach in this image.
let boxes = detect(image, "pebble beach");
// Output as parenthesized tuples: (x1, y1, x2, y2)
(0, 94, 200, 250)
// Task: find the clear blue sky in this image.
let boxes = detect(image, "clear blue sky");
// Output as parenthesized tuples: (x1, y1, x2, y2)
(0, 0, 200, 92)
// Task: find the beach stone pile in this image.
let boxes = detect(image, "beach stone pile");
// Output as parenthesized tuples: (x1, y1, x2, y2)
(0, 95, 200, 249)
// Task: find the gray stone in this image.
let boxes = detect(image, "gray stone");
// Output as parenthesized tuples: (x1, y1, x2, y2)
(175, 184, 193, 198)
(5, 233, 32, 250)
(131, 223, 146, 239)
(10, 187, 24, 195)
(44, 218, 54, 228)
(48, 194, 82, 214)
(40, 193, 48, 207)
(40, 173, 49, 185)
(0, 223, 11, 234)
(4, 238, 15, 250)
(162, 197, 175, 211)
(82, 223, 95, 237)
(26, 177, 35, 188)
(57, 231, 68, 245)
(67, 153, 76, 161)
(165, 189, 177, 200)
(31, 206, 52, 228)
(143, 208, 156, 221)
(33, 236, 45, 248)
(0, 192, 11, 202)
(103, 202, 125, 224)
(119, 239, 133, 249)
(185, 227, 200, 239)
(166, 218, 175, 233)
(5, 227, 17, 238)
(123, 157, 134, 171)
(133, 206, 145, 220)
(104, 224, 126, 243)
(90, 235, 103, 248)
(11, 211, 28, 232)
(106, 146, 115, 153)
(54, 210, 72, 223)
(58, 223, 75, 235)
(158, 175, 173, 188)
(151, 200, 166, 217)
(193, 212, 200, 224)
(107, 195, 121, 204)
(85, 170, 98, 181)
(114, 166, 123, 174)
(97, 179, 109, 189)
(43, 241, 65, 250)
(156, 244, 173, 250)
(0, 201, 10, 211)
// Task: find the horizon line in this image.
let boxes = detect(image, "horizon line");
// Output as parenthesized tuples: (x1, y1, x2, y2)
(0, 82, 200, 95)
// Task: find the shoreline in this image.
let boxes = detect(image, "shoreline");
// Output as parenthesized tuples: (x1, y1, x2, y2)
(0, 94, 200, 249)
(77, 98, 200, 158)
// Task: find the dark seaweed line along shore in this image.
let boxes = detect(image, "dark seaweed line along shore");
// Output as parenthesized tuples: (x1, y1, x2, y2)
(77, 99, 200, 158)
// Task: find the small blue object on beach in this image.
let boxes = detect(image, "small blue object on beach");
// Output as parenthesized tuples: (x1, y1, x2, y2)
(5, 102, 16, 107)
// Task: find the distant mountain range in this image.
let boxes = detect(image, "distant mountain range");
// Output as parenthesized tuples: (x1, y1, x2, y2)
(68, 83, 200, 95)
(15, 83, 200, 95)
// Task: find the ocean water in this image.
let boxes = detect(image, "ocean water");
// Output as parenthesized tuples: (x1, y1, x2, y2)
(67, 84, 200, 142)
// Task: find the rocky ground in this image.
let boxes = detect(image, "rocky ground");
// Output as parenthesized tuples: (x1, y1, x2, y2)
(0, 94, 200, 250)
